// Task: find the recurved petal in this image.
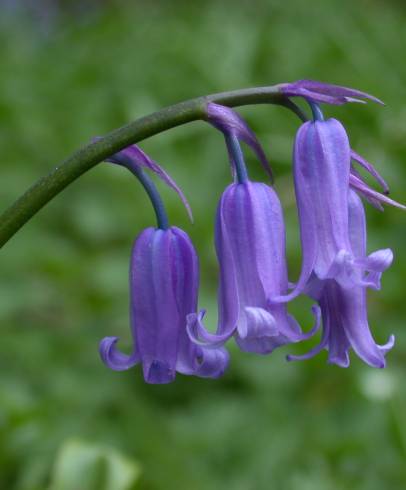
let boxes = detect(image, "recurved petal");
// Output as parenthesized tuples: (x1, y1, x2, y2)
(186, 310, 236, 349)
(99, 336, 139, 371)
(355, 248, 394, 272)
(289, 305, 322, 341)
(378, 335, 396, 354)
(333, 282, 394, 368)
(286, 317, 330, 362)
(193, 345, 230, 378)
(344, 323, 393, 368)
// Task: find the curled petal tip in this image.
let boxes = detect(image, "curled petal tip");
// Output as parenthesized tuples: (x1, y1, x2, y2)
(194, 347, 230, 378)
(99, 336, 138, 371)
(187, 310, 235, 349)
(379, 334, 395, 353)
(295, 304, 322, 341)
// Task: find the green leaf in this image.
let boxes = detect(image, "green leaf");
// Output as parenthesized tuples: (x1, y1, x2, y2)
(48, 438, 141, 490)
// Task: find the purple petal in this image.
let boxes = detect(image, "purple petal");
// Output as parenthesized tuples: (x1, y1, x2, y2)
(338, 284, 394, 368)
(105, 143, 193, 221)
(169, 227, 230, 379)
(354, 249, 393, 290)
(290, 305, 322, 341)
(99, 336, 139, 371)
(238, 307, 278, 339)
(279, 80, 384, 105)
(287, 315, 330, 362)
(186, 310, 236, 348)
(193, 345, 230, 378)
(355, 249, 393, 272)
(206, 103, 273, 180)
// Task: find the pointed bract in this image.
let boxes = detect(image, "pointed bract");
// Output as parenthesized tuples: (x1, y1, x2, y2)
(279, 80, 384, 105)
(206, 103, 273, 180)
(99, 227, 229, 383)
(350, 173, 406, 211)
(351, 150, 390, 195)
(100, 141, 193, 221)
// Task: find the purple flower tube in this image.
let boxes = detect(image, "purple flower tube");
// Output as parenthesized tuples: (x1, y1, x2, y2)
(100, 226, 229, 383)
(187, 181, 319, 354)
(271, 118, 394, 303)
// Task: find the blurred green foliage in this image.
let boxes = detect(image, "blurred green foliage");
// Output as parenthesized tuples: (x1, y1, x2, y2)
(0, 0, 406, 489)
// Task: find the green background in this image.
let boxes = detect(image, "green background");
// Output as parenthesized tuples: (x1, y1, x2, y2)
(0, 1, 405, 489)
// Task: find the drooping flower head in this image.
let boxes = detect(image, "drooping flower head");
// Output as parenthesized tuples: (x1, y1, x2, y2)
(99, 144, 229, 383)
(271, 109, 401, 304)
(101, 226, 229, 382)
(287, 190, 395, 368)
(187, 104, 319, 354)
(273, 80, 405, 368)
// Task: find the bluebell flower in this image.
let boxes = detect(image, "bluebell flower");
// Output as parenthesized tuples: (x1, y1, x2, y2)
(188, 181, 320, 354)
(187, 104, 319, 354)
(271, 116, 400, 303)
(287, 190, 395, 368)
(99, 144, 229, 383)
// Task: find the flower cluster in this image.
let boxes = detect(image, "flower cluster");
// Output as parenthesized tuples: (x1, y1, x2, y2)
(99, 80, 404, 383)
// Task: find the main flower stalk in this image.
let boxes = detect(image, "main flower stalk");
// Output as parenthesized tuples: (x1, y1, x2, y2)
(0, 86, 305, 248)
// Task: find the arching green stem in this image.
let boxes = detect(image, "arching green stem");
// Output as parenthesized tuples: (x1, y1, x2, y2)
(0, 86, 306, 248)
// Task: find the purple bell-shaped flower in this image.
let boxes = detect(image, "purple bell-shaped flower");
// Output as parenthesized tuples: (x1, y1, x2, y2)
(99, 144, 229, 383)
(188, 104, 319, 354)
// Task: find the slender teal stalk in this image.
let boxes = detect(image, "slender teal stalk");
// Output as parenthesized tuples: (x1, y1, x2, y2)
(308, 101, 324, 122)
(225, 134, 249, 184)
(130, 167, 169, 230)
(0, 86, 306, 248)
